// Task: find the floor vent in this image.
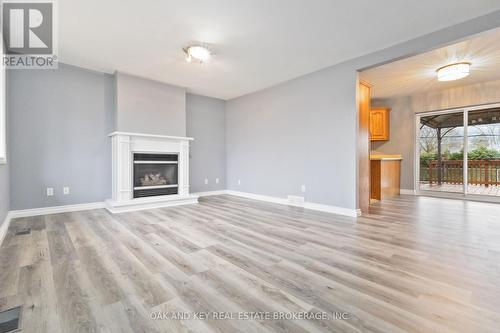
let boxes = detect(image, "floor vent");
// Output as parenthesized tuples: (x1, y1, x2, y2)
(0, 306, 21, 333)
(15, 228, 31, 236)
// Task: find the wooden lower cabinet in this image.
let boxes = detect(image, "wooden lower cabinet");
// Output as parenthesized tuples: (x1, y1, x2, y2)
(370, 157, 401, 200)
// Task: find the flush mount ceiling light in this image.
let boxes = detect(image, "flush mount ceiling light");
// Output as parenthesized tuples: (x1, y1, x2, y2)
(184, 45, 211, 63)
(436, 62, 471, 82)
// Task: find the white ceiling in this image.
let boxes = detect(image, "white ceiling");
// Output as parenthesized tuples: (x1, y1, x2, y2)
(361, 27, 500, 99)
(59, 0, 500, 100)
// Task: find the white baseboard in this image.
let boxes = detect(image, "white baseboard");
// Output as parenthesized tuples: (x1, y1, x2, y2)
(194, 190, 229, 197)
(8, 194, 202, 219)
(226, 190, 360, 217)
(226, 190, 289, 205)
(105, 194, 199, 214)
(0, 212, 13, 247)
(1, 188, 360, 239)
(9, 202, 106, 219)
(400, 189, 416, 195)
(304, 201, 361, 217)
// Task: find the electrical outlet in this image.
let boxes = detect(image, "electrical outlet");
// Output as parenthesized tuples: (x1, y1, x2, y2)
(301, 185, 306, 193)
(46, 187, 54, 196)
(238, 179, 241, 185)
(63, 186, 70, 195)
(215, 178, 219, 184)
(204, 178, 208, 185)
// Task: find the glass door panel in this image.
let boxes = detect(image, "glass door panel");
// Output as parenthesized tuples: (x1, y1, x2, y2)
(466, 108, 500, 197)
(419, 112, 464, 193)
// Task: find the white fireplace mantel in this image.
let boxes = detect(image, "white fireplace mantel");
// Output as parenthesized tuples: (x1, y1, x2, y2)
(105, 132, 198, 213)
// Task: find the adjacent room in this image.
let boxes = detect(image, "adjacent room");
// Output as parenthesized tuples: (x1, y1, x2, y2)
(361, 27, 500, 201)
(1, 1, 500, 333)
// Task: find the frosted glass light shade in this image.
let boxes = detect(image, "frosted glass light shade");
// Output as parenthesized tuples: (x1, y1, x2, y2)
(185, 46, 211, 63)
(437, 62, 470, 81)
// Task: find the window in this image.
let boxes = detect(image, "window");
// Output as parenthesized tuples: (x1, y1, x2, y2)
(0, 41, 5, 164)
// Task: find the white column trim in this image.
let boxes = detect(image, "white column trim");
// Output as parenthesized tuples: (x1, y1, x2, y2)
(0, 212, 12, 247)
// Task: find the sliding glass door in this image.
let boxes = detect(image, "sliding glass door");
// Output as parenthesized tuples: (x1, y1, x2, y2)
(466, 108, 500, 196)
(418, 111, 465, 193)
(417, 104, 500, 199)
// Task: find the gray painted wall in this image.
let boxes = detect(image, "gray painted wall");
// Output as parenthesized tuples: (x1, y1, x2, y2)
(0, 69, 8, 223)
(0, 164, 8, 223)
(114, 72, 186, 136)
(186, 93, 226, 193)
(8, 64, 114, 210)
(371, 97, 415, 190)
(0, 70, 8, 224)
(6, 66, 225, 210)
(227, 65, 358, 209)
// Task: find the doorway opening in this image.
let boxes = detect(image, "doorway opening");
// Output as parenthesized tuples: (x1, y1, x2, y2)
(358, 26, 500, 205)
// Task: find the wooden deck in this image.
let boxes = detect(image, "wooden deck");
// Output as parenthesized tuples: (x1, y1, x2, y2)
(1, 194, 500, 332)
(420, 183, 500, 196)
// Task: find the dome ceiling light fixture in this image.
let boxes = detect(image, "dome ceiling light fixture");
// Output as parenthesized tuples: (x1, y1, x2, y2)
(183, 45, 211, 63)
(436, 62, 471, 82)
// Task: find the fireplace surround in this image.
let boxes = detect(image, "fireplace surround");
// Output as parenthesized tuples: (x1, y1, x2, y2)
(105, 132, 198, 213)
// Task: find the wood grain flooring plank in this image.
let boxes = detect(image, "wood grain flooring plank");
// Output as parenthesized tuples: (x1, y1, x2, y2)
(1, 194, 499, 332)
(16, 228, 61, 333)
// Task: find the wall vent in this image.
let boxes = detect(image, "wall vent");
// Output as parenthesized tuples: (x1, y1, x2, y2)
(0, 306, 21, 333)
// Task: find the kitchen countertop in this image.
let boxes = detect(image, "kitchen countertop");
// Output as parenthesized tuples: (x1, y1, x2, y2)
(370, 154, 402, 161)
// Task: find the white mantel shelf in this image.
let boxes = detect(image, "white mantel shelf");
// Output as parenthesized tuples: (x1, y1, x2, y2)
(105, 132, 198, 214)
(108, 131, 194, 141)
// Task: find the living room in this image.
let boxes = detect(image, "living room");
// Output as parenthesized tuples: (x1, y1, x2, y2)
(1, 1, 500, 332)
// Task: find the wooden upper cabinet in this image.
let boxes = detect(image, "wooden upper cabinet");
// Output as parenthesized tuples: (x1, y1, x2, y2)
(370, 107, 390, 141)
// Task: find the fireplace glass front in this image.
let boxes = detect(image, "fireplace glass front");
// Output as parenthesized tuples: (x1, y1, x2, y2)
(133, 153, 178, 198)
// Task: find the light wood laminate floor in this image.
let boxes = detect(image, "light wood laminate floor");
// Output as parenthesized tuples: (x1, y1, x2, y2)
(1, 195, 499, 333)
